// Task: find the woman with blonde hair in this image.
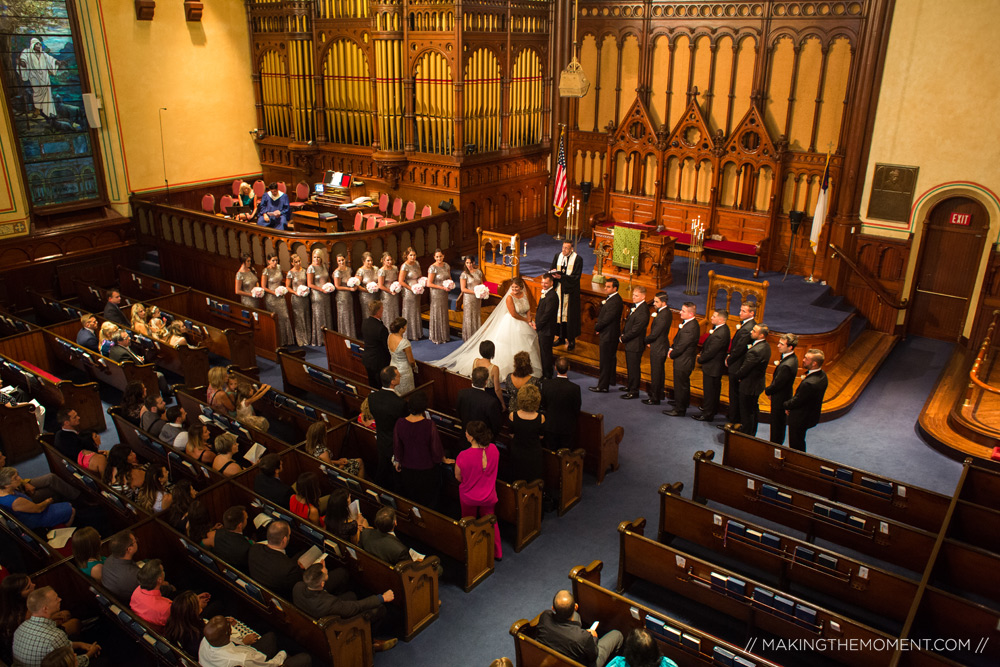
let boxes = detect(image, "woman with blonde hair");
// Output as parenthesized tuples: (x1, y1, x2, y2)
(355, 251, 380, 325)
(211, 433, 244, 477)
(377, 251, 401, 328)
(260, 253, 294, 346)
(507, 382, 544, 483)
(130, 303, 149, 336)
(206, 366, 228, 406)
(306, 248, 333, 344)
(399, 247, 423, 340)
(166, 320, 188, 348)
(98, 321, 118, 356)
(332, 253, 357, 338)
(305, 421, 364, 478)
(184, 424, 215, 466)
(285, 252, 312, 345)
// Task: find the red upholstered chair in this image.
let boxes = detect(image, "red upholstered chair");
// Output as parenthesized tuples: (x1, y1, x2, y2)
(289, 182, 310, 210)
(232, 179, 242, 196)
(201, 194, 215, 214)
(277, 182, 287, 193)
(382, 197, 404, 224)
(377, 193, 389, 215)
(252, 180, 266, 198)
(377, 217, 389, 228)
(365, 214, 378, 231)
(353, 212, 364, 231)
(404, 201, 416, 221)
(421, 205, 433, 218)
(220, 195, 234, 214)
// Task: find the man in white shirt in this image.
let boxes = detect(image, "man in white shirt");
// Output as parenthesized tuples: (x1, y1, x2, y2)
(199, 615, 311, 667)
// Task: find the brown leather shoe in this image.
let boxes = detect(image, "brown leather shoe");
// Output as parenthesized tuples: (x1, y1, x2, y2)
(373, 638, 398, 652)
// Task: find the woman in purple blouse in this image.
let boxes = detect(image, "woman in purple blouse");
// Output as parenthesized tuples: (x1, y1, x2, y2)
(393, 392, 454, 508)
(455, 420, 502, 560)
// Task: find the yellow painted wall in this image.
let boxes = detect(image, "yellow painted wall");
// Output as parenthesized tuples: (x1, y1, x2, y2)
(859, 0, 1000, 334)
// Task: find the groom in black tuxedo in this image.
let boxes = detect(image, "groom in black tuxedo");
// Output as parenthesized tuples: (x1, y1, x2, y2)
(590, 279, 624, 393)
(361, 300, 391, 389)
(532, 274, 560, 380)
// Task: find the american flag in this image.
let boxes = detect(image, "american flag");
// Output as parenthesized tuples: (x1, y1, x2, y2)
(553, 132, 568, 217)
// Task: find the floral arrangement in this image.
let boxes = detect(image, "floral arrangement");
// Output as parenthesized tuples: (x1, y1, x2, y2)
(250, 287, 265, 299)
(474, 284, 490, 299)
(442, 279, 456, 291)
(295, 285, 310, 298)
(411, 284, 425, 295)
(390, 281, 403, 295)
(366, 282, 380, 294)
(418, 277, 428, 287)
(274, 286, 288, 297)
(321, 282, 335, 293)
(346, 276, 361, 288)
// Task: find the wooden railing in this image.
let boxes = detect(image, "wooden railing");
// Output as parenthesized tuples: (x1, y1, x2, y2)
(967, 310, 1000, 400)
(830, 244, 909, 310)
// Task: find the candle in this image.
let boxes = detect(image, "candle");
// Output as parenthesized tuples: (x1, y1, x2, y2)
(630, 257, 634, 273)
(523, 242, 527, 256)
(510, 236, 515, 252)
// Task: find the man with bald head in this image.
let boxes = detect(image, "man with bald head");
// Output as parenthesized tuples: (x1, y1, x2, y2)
(535, 589, 623, 667)
(199, 614, 311, 667)
(248, 520, 348, 599)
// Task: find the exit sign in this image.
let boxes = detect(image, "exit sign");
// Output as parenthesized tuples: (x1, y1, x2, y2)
(950, 212, 972, 226)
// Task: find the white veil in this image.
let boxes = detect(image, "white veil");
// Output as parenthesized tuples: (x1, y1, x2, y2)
(430, 286, 542, 378)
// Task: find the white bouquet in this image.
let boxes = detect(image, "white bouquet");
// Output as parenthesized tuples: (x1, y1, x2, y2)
(411, 284, 425, 295)
(474, 284, 490, 299)
(390, 281, 403, 295)
(346, 276, 361, 288)
(250, 287, 265, 299)
(295, 284, 310, 298)
(321, 282, 335, 293)
(366, 282, 380, 294)
(418, 277, 428, 287)
(442, 279, 456, 291)
(274, 286, 288, 297)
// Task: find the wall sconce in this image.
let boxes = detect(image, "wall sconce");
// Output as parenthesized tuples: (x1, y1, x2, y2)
(249, 128, 265, 140)
(184, 1, 204, 21)
(134, 0, 155, 20)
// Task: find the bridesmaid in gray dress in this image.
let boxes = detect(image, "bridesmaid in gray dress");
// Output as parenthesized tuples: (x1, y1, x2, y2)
(285, 253, 311, 346)
(399, 247, 423, 341)
(355, 252, 380, 324)
(234, 254, 260, 309)
(427, 249, 452, 344)
(332, 253, 358, 339)
(459, 255, 485, 341)
(306, 249, 333, 345)
(377, 252, 401, 329)
(261, 253, 294, 347)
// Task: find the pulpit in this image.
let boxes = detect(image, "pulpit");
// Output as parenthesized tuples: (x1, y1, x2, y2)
(592, 221, 675, 290)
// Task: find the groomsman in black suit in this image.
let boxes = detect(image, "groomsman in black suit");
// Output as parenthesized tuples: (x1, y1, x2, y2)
(361, 301, 391, 389)
(590, 279, 623, 393)
(724, 302, 757, 429)
(619, 286, 650, 400)
(736, 324, 771, 436)
(541, 357, 582, 451)
(532, 274, 560, 380)
(663, 302, 699, 417)
(694, 309, 730, 421)
(550, 241, 583, 351)
(642, 292, 672, 405)
(785, 349, 829, 452)
(764, 333, 799, 445)
(368, 366, 407, 489)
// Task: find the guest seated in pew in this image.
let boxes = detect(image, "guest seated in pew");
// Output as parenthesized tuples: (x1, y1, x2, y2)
(289, 472, 323, 525)
(0, 467, 75, 531)
(120, 381, 146, 423)
(98, 321, 118, 356)
(186, 501, 220, 549)
(109, 332, 171, 399)
(235, 379, 271, 423)
(0, 452, 80, 508)
(324, 487, 368, 544)
(293, 561, 397, 653)
(607, 628, 678, 667)
(40, 646, 77, 667)
(183, 424, 215, 465)
(206, 366, 230, 410)
(139, 395, 166, 437)
(304, 421, 364, 478)
(158, 406, 187, 446)
(234, 182, 257, 222)
(211, 433, 245, 478)
(71, 526, 105, 582)
(54, 408, 107, 477)
(368, 366, 408, 490)
(103, 530, 152, 602)
(0, 575, 80, 665)
(455, 421, 502, 560)
(147, 316, 167, 343)
(248, 521, 349, 600)
(200, 614, 311, 667)
(76, 314, 99, 353)
(254, 454, 294, 508)
(12, 587, 101, 667)
(535, 590, 623, 667)
(103, 289, 128, 327)
(102, 445, 144, 501)
(136, 463, 173, 513)
(130, 303, 149, 336)
(359, 507, 420, 568)
(161, 479, 197, 533)
(162, 590, 205, 657)
(130, 560, 210, 630)
(457, 366, 504, 437)
(212, 505, 252, 571)
(165, 320, 188, 348)
(393, 392, 454, 509)
(357, 397, 376, 428)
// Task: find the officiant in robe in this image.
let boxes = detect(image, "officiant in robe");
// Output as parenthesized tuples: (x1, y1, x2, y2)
(257, 182, 290, 230)
(549, 241, 582, 350)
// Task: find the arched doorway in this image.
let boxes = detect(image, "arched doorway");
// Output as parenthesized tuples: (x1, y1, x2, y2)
(908, 196, 990, 341)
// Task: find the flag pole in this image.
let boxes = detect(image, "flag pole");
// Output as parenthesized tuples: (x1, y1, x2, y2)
(554, 124, 567, 240)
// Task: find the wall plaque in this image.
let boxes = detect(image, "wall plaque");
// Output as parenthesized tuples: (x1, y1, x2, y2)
(866, 164, 919, 223)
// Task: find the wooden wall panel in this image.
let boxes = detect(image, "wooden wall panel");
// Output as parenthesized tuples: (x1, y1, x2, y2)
(841, 234, 912, 334)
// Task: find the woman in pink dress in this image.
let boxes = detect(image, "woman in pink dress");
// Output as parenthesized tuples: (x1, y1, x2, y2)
(454, 420, 502, 560)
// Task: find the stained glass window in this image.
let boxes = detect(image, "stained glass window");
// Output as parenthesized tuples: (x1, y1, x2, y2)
(0, 0, 102, 209)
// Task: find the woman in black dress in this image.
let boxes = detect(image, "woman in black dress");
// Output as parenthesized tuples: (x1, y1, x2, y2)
(507, 382, 545, 483)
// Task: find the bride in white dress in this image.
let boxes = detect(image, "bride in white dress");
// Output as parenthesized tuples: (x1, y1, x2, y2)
(431, 277, 542, 378)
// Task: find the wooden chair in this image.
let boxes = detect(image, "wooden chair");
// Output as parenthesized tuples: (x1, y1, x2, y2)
(252, 179, 266, 198)
(289, 182, 310, 210)
(231, 178, 242, 196)
(219, 194, 234, 215)
(382, 197, 404, 224)
(277, 181, 287, 193)
(364, 214, 378, 230)
(200, 193, 215, 214)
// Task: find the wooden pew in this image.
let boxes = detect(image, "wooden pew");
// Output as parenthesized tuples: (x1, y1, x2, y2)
(40, 323, 160, 398)
(0, 310, 37, 338)
(721, 429, 951, 532)
(571, 560, 785, 667)
(691, 452, 938, 573)
(116, 267, 279, 361)
(223, 450, 441, 640)
(277, 347, 375, 415)
(172, 385, 298, 455)
(0, 335, 104, 433)
(323, 326, 369, 385)
(616, 518, 896, 667)
(27, 288, 85, 325)
(0, 400, 42, 464)
(510, 614, 588, 667)
(0, 504, 64, 571)
(655, 483, 918, 624)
